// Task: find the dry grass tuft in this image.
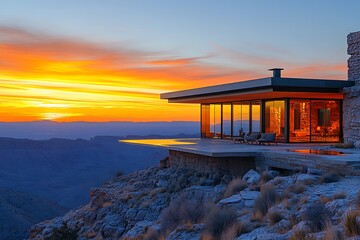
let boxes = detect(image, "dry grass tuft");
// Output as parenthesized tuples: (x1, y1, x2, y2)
(160, 192, 205, 233)
(203, 206, 238, 239)
(289, 229, 315, 240)
(254, 184, 278, 218)
(344, 209, 360, 237)
(224, 178, 247, 197)
(320, 192, 347, 204)
(323, 221, 345, 240)
(267, 210, 283, 226)
(302, 202, 330, 232)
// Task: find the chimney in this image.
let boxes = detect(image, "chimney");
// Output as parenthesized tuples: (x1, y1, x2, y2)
(268, 68, 284, 78)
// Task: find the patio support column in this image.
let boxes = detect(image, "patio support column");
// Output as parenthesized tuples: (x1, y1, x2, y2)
(284, 99, 290, 143)
(221, 103, 223, 139)
(261, 100, 266, 133)
(249, 102, 253, 133)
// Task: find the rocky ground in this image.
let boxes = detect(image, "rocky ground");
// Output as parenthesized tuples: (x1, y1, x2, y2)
(30, 160, 360, 240)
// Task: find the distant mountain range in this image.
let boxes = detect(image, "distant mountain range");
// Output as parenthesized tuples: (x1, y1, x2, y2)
(0, 121, 199, 139)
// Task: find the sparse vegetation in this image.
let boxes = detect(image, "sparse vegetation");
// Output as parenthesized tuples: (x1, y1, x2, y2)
(204, 206, 238, 239)
(160, 192, 206, 233)
(224, 178, 247, 197)
(302, 202, 330, 232)
(289, 229, 315, 240)
(267, 210, 283, 226)
(254, 184, 278, 217)
(45, 223, 78, 240)
(344, 210, 360, 237)
(323, 222, 344, 240)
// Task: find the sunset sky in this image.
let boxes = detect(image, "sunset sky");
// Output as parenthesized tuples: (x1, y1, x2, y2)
(0, 1, 359, 122)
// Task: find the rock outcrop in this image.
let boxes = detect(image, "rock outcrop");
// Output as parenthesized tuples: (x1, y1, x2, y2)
(30, 166, 360, 240)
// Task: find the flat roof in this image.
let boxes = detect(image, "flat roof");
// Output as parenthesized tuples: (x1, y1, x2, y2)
(161, 77, 355, 103)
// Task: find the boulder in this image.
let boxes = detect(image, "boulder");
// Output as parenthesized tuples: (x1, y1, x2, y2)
(219, 194, 242, 204)
(242, 169, 260, 184)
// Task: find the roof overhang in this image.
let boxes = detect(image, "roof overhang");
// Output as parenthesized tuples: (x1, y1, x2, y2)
(160, 77, 355, 103)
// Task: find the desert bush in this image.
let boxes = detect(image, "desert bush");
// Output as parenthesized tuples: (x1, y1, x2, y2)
(302, 202, 330, 232)
(160, 192, 206, 233)
(254, 184, 278, 217)
(204, 206, 237, 239)
(344, 210, 360, 236)
(323, 222, 345, 240)
(45, 223, 78, 240)
(320, 192, 346, 204)
(289, 229, 315, 240)
(356, 191, 360, 208)
(224, 178, 247, 197)
(267, 210, 283, 226)
(283, 183, 306, 199)
(319, 172, 340, 183)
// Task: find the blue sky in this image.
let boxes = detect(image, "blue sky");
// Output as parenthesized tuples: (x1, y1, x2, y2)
(1, 0, 359, 71)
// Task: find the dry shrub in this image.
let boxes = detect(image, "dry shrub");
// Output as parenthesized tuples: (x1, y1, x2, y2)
(219, 221, 250, 240)
(323, 221, 345, 240)
(289, 229, 315, 240)
(254, 184, 278, 217)
(136, 227, 164, 240)
(320, 192, 347, 204)
(344, 209, 360, 237)
(302, 202, 330, 232)
(267, 210, 283, 226)
(283, 183, 306, 199)
(319, 172, 340, 183)
(224, 178, 247, 197)
(204, 206, 237, 239)
(356, 191, 360, 208)
(160, 192, 205, 233)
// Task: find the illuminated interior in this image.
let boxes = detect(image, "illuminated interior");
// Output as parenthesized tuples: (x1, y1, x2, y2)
(201, 98, 342, 143)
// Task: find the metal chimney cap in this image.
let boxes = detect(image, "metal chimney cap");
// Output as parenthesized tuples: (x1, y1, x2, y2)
(268, 68, 284, 78)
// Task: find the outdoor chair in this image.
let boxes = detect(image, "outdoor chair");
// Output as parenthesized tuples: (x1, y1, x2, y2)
(256, 133, 278, 145)
(244, 132, 260, 144)
(232, 132, 247, 143)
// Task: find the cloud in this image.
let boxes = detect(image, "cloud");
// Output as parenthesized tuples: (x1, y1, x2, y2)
(0, 26, 348, 121)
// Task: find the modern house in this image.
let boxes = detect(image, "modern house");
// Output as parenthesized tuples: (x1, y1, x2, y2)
(161, 68, 355, 143)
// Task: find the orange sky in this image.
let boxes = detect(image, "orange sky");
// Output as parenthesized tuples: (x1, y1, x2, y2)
(0, 26, 347, 122)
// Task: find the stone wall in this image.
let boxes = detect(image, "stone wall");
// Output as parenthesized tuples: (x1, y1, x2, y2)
(168, 150, 255, 176)
(344, 31, 360, 147)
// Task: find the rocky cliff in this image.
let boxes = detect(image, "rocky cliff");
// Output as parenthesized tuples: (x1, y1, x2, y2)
(30, 163, 360, 240)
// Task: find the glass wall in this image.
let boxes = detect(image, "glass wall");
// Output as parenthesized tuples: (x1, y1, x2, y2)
(310, 100, 340, 142)
(233, 102, 250, 136)
(200, 99, 341, 142)
(201, 104, 211, 138)
(290, 100, 310, 142)
(222, 103, 232, 138)
(251, 101, 261, 132)
(210, 104, 222, 138)
(265, 100, 285, 141)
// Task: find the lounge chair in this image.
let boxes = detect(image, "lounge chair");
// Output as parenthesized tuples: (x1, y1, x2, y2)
(244, 132, 260, 144)
(256, 133, 277, 145)
(232, 132, 247, 143)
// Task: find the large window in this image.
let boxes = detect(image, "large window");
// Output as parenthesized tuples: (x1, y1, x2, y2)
(290, 100, 310, 142)
(210, 104, 222, 138)
(265, 100, 285, 141)
(233, 102, 250, 136)
(310, 100, 340, 142)
(222, 103, 232, 138)
(251, 101, 261, 132)
(201, 99, 341, 142)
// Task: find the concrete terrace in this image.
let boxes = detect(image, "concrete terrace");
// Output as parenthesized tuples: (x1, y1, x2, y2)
(122, 138, 360, 174)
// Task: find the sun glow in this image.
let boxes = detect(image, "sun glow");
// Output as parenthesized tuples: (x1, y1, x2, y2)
(0, 26, 347, 122)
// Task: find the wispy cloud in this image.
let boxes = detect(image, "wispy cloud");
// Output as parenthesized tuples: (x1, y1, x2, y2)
(0, 26, 347, 121)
